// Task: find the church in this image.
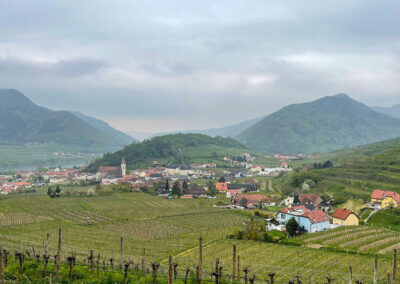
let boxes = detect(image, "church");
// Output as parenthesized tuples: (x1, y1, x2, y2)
(96, 158, 126, 180)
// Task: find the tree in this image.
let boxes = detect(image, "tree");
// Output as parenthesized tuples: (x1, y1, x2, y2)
(218, 177, 226, 183)
(207, 181, 218, 197)
(245, 218, 258, 241)
(286, 217, 299, 237)
(47, 187, 53, 196)
(322, 160, 333, 169)
(55, 185, 61, 197)
(165, 178, 170, 192)
(182, 180, 188, 190)
(149, 184, 159, 196)
(172, 181, 182, 196)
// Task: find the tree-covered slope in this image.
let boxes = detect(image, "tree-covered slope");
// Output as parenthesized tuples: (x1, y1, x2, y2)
(86, 133, 250, 171)
(237, 94, 400, 154)
(0, 89, 125, 148)
(71, 111, 136, 144)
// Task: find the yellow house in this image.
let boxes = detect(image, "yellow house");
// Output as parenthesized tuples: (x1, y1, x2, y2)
(332, 208, 359, 226)
(371, 190, 400, 209)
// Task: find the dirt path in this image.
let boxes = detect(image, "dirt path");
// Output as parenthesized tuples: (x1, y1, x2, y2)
(268, 179, 277, 192)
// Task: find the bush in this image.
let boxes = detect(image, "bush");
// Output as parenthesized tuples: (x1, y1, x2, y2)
(87, 188, 96, 196)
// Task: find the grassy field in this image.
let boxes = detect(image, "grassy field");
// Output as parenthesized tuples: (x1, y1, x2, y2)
(0, 190, 398, 282)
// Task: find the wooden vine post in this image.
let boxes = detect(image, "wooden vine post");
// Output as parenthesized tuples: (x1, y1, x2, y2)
(56, 228, 62, 279)
(237, 255, 240, 281)
(0, 244, 4, 284)
(349, 266, 353, 284)
(198, 236, 203, 284)
(142, 248, 146, 274)
(97, 253, 100, 277)
(232, 245, 236, 281)
(120, 236, 124, 272)
(168, 255, 173, 284)
(374, 254, 378, 284)
(393, 249, 397, 284)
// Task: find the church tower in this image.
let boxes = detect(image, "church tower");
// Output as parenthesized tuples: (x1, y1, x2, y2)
(121, 157, 126, 176)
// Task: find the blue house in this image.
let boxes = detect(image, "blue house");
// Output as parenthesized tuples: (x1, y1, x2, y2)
(277, 205, 330, 233)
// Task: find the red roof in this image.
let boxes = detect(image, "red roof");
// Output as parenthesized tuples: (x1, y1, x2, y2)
(227, 189, 242, 196)
(235, 194, 272, 204)
(281, 205, 309, 214)
(302, 210, 329, 224)
(332, 208, 357, 220)
(97, 167, 120, 173)
(15, 182, 30, 186)
(299, 193, 323, 205)
(371, 190, 400, 203)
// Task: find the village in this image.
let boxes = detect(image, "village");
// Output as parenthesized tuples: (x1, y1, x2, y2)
(0, 152, 394, 237)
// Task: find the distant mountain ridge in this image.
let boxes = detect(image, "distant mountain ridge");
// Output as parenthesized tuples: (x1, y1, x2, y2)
(237, 94, 400, 154)
(0, 89, 131, 149)
(372, 104, 400, 119)
(151, 115, 267, 139)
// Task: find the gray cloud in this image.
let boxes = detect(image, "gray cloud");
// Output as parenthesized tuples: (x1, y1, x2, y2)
(0, 0, 399, 132)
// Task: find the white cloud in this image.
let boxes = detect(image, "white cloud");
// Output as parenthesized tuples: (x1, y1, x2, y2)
(247, 74, 277, 85)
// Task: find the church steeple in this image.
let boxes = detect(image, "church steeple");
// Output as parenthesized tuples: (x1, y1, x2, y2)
(121, 157, 126, 176)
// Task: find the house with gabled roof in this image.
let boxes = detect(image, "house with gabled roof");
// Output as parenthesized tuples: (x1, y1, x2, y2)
(299, 193, 330, 212)
(332, 208, 359, 226)
(370, 190, 400, 209)
(233, 194, 274, 208)
(277, 205, 330, 233)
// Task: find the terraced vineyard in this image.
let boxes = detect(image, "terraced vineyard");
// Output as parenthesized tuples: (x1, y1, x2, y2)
(302, 226, 400, 254)
(0, 191, 398, 282)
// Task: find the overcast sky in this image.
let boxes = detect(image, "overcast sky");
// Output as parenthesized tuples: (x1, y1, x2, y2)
(1, 0, 399, 133)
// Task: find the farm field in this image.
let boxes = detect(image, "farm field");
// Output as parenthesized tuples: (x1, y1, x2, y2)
(0, 191, 398, 282)
(301, 225, 400, 255)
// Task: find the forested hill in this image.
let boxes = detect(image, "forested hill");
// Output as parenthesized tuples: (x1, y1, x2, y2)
(86, 133, 249, 172)
(0, 89, 128, 148)
(237, 94, 400, 154)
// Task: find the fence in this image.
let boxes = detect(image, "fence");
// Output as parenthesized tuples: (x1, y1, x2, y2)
(0, 228, 399, 283)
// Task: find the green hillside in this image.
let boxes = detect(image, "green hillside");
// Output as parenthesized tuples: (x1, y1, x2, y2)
(237, 94, 400, 154)
(86, 133, 252, 171)
(0, 89, 124, 148)
(71, 111, 136, 144)
(303, 137, 400, 201)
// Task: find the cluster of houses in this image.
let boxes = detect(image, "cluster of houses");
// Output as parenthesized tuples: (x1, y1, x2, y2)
(0, 167, 97, 194)
(267, 193, 360, 234)
(0, 180, 31, 194)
